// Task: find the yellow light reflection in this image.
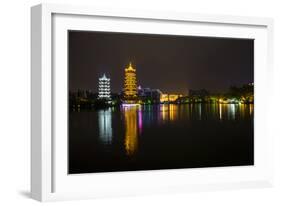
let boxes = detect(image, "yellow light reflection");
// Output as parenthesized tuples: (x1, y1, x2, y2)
(249, 104, 254, 116)
(219, 103, 222, 120)
(169, 104, 175, 121)
(124, 106, 138, 156)
(161, 104, 169, 121)
(239, 103, 245, 119)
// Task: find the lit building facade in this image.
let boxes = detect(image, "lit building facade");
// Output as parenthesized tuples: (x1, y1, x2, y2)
(98, 74, 111, 100)
(160, 94, 183, 103)
(138, 86, 162, 104)
(123, 62, 138, 103)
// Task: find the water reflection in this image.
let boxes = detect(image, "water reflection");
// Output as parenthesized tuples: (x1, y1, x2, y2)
(219, 104, 222, 120)
(198, 104, 202, 120)
(217, 103, 253, 120)
(69, 103, 254, 173)
(250, 104, 253, 116)
(112, 103, 253, 156)
(123, 106, 138, 156)
(161, 104, 169, 121)
(169, 104, 175, 121)
(124, 103, 253, 125)
(138, 108, 143, 135)
(98, 108, 113, 144)
(230, 104, 236, 120)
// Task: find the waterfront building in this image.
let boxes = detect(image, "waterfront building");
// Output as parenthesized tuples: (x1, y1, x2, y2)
(160, 94, 183, 103)
(123, 62, 138, 104)
(138, 86, 162, 104)
(98, 74, 111, 100)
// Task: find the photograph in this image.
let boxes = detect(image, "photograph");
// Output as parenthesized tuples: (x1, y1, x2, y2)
(68, 30, 254, 174)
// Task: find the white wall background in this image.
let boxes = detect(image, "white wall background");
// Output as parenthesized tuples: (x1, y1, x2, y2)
(0, 0, 280, 205)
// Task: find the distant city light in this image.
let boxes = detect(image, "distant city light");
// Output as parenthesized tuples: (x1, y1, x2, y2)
(121, 103, 140, 107)
(160, 94, 183, 103)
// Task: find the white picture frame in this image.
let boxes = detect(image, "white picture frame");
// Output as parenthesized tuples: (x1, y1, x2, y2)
(31, 3, 274, 202)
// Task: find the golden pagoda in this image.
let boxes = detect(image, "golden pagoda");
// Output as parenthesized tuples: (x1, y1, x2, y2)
(123, 62, 138, 104)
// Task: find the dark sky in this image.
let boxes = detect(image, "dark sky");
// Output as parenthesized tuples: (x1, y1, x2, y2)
(68, 30, 253, 94)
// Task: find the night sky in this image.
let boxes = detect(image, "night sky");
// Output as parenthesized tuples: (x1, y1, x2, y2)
(68, 30, 253, 94)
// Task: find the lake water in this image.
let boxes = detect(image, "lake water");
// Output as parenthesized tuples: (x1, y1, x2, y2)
(69, 103, 254, 174)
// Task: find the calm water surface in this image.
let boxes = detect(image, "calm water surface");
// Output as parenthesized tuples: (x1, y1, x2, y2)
(69, 103, 254, 174)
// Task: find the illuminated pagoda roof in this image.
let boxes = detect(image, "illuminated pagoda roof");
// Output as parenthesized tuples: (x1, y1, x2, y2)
(99, 73, 110, 81)
(125, 62, 135, 72)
